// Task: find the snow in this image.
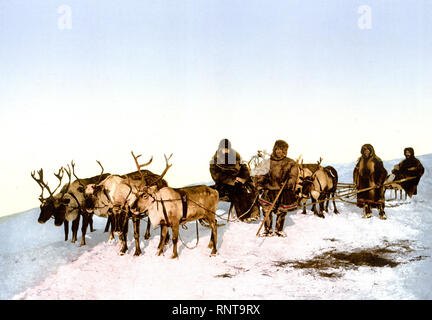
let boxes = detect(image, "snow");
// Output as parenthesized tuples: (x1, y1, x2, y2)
(1, 154, 431, 300)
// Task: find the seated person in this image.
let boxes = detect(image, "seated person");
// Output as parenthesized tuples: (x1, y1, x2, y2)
(209, 139, 259, 221)
(392, 147, 424, 197)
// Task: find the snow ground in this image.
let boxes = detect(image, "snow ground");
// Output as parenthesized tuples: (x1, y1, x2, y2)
(1, 154, 431, 300)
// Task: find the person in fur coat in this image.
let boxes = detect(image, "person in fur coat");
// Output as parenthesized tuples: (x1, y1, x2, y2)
(353, 144, 388, 219)
(209, 139, 260, 222)
(255, 140, 299, 237)
(392, 147, 424, 197)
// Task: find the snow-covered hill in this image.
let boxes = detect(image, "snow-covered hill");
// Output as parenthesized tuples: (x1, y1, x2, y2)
(1, 154, 431, 300)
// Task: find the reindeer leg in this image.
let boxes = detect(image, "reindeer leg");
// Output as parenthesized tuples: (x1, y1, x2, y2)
(206, 217, 216, 249)
(64, 220, 69, 241)
(379, 205, 387, 220)
(301, 199, 307, 214)
(332, 193, 339, 214)
(89, 213, 95, 232)
(310, 202, 315, 213)
(312, 201, 320, 216)
(106, 214, 115, 242)
(133, 216, 142, 256)
(318, 200, 325, 218)
(157, 225, 169, 256)
(71, 215, 80, 243)
(171, 224, 179, 259)
(210, 219, 218, 256)
(165, 227, 170, 244)
(104, 216, 111, 232)
(144, 218, 151, 240)
(324, 198, 329, 213)
(119, 217, 129, 255)
(79, 212, 89, 247)
(362, 204, 372, 219)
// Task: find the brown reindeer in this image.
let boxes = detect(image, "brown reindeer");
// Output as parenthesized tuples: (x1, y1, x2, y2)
(296, 158, 339, 218)
(31, 165, 74, 240)
(32, 161, 110, 246)
(83, 153, 169, 255)
(127, 152, 219, 259)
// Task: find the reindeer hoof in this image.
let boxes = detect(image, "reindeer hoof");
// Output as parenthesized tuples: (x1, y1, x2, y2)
(171, 254, 178, 259)
(79, 242, 86, 247)
(134, 250, 142, 256)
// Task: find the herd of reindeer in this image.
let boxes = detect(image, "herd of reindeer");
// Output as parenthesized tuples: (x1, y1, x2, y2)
(30, 150, 404, 259)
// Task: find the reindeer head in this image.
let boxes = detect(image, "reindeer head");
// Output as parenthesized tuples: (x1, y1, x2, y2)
(31, 165, 72, 225)
(297, 176, 315, 199)
(73, 160, 107, 215)
(84, 182, 112, 217)
(129, 185, 158, 215)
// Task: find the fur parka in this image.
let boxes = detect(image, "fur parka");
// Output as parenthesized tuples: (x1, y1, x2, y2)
(256, 140, 299, 210)
(353, 144, 388, 208)
(392, 147, 424, 197)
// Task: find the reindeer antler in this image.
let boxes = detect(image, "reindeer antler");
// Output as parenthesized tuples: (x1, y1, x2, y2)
(95, 160, 106, 184)
(157, 153, 173, 182)
(31, 166, 68, 200)
(31, 169, 50, 200)
(131, 151, 154, 187)
(59, 164, 72, 199)
(52, 167, 65, 195)
(145, 153, 172, 187)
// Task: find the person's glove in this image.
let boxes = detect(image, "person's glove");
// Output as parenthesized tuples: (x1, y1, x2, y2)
(235, 177, 246, 184)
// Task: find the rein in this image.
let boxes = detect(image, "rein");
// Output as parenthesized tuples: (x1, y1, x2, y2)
(300, 176, 417, 209)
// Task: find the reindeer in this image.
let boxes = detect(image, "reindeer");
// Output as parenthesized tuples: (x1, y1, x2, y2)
(127, 151, 219, 259)
(296, 158, 339, 218)
(31, 165, 74, 240)
(296, 165, 314, 215)
(83, 153, 168, 255)
(64, 161, 111, 245)
(31, 161, 110, 246)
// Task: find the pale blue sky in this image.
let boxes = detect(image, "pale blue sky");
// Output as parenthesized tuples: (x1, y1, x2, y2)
(1, 1, 431, 216)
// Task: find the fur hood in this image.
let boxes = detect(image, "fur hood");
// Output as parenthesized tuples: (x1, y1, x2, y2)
(271, 140, 289, 161)
(359, 144, 382, 162)
(404, 147, 415, 157)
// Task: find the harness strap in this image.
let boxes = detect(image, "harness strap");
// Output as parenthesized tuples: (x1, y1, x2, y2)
(68, 192, 82, 212)
(316, 176, 323, 192)
(174, 188, 188, 223)
(160, 199, 171, 227)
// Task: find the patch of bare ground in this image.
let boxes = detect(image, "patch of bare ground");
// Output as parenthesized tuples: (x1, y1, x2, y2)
(274, 240, 429, 279)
